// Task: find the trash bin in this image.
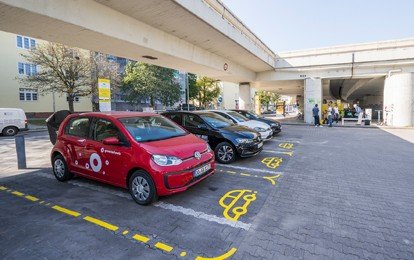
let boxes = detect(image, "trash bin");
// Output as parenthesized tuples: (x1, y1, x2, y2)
(365, 119, 371, 126)
(46, 110, 71, 144)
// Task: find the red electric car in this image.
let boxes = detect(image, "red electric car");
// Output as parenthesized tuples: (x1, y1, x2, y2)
(51, 112, 215, 205)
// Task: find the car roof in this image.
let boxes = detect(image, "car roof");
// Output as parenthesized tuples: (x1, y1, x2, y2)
(75, 111, 160, 119)
(163, 111, 215, 115)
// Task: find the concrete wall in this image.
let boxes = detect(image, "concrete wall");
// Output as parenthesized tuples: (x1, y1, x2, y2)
(383, 73, 414, 126)
(0, 31, 92, 114)
(304, 78, 322, 124)
(221, 82, 239, 109)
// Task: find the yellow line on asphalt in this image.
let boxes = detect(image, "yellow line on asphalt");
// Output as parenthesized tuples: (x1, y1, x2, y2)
(196, 247, 238, 260)
(11, 191, 24, 196)
(226, 171, 236, 174)
(240, 173, 251, 176)
(133, 233, 150, 243)
(52, 205, 81, 217)
(83, 216, 119, 231)
(39, 201, 45, 204)
(180, 251, 187, 257)
(122, 230, 129, 235)
(0, 186, 7, 191)
(155, 242, 173, 252)
(25, 195, 39, 202)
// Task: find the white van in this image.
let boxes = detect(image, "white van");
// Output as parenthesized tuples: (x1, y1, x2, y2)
(0, 108, 28, 136)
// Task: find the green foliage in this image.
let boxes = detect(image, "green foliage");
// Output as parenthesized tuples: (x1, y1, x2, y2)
(121, 62, 181, 107)
(256, 90, 280, 110)
(188, 73, 198, 101)
(196, 76, 221, 108)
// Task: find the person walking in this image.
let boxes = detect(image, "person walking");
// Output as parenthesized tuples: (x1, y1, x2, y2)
(334, 104, 339, 124)
(312, 104, 322, 127)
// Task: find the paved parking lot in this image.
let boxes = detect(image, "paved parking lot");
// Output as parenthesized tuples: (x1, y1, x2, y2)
(1, 126, 414, 259)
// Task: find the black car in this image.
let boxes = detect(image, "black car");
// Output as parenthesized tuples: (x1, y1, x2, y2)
(232, 110, 282, 135)
(162, 111, 263, 164)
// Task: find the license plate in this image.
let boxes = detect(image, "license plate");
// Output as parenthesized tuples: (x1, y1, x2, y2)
(194, 164, 211, 177)
(258, 142, 263, 148)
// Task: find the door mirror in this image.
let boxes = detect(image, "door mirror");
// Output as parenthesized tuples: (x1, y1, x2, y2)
(198, 124, 209, 130)
(102, 137, 120, 145)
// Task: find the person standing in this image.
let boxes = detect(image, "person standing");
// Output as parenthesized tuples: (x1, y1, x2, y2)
(334, 104, 339, 124)
(327, 105, 333, 127)
(312, 104, 322, 127)
(354, 104, 363, 125)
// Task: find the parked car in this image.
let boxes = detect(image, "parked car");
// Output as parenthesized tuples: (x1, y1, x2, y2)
(208, 110, 273, 140)
(232, 110, 281, 135)
(50, 112, 215, 205)
(0, 108, 27, 136)
(162, 111, 263, 164)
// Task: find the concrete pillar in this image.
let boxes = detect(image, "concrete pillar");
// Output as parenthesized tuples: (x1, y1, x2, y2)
(304, 78, 322, 124)
(383, 73, 414, 127)
(254, 94, 261, 115)
(239, 83, 251, 110)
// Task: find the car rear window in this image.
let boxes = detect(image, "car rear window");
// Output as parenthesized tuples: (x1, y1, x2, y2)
(65, 117, 90, 138)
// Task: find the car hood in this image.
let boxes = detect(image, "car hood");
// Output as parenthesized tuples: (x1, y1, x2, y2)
(238, 120, 271, 130)
(140, 134, 207, 159)
(220, 125, 259, 139)
(257, 118, 280, 126)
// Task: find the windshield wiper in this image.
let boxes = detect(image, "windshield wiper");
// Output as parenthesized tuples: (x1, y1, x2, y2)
(141, 133, 186, 142)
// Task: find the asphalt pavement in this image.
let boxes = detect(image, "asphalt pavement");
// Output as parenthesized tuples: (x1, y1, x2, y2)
(1, 126, 413, 259)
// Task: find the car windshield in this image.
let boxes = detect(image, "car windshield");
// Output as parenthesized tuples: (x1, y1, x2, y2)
(119, 116, 187, 142)
(227, 111, 249, 122)
(199, 113, 234, 129)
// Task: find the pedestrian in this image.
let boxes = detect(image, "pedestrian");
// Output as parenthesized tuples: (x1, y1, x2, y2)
(334, 104, 339, 124)
(354, 104, 363, 125)
(327, 105, 333, 127)
(312, 104, 322, 127)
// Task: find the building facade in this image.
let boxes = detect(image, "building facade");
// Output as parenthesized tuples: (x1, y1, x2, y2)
(0, 31, 92, 117)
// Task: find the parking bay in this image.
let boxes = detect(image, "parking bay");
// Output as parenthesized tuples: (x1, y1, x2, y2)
(0, 137, 296, 258)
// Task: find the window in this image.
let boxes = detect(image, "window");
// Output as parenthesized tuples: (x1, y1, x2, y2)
(93, 119, 122, 142)
(17, 36, 22, 48)
(16, 35, 36, 49)
(65, 118, 90, 138)
(182, 114, 204, 128)
(19, 88, 38, 101)
(165, 113, 182, 125)
(18, 62, 24, 75)
(17, 62, 37, 76)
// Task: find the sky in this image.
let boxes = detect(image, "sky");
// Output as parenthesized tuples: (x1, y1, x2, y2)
(222, 0, 414, 52)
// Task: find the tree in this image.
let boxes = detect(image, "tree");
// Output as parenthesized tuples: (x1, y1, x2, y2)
(19, 43, 92, 112)
(90, 52, 121, 111)
(196, 76, 221, 108)
(188, 73, 198, 102)
(121, 62, 180, 108)
(256, 90, 272, 111)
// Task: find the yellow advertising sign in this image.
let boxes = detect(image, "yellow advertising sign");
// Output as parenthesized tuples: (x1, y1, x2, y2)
(98, 78, 111, 111)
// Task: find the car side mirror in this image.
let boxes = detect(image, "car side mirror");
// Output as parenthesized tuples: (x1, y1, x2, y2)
(198, 124, 209, 130)
(102, 137, 120, 146)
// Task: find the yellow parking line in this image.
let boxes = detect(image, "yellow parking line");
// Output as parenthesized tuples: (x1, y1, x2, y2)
(133, 233, 150, 243)
(52, 205, 81, 217)
(122, 230, 129, 235)
(83, 216, 119, 231)
(155, 242, 173, 252)
(11, 191, 24, 196)
(39, 201, 45, 204)
(180, 251, 187, 257)
(196, 247, 238, 260)
(25, 195, 39, 202)
(0, 186, 7, 191)
(240, 173, 251, 176)
(226, 171, 236, 174)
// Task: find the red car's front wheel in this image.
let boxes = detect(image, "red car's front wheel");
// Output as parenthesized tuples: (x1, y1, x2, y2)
(129, 170, 158, 205)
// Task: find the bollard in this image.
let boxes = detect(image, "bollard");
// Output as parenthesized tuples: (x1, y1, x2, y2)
(14, 134, 27, 169)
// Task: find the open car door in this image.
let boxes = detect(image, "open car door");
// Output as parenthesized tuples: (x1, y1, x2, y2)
(45, 110, 71, 144)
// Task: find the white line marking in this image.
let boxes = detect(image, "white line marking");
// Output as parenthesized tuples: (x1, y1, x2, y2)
(262, 150, 292, 155)
(216, 164, 282, 175)
(153, 202, 251, 230)
(270, 139, 301, 143)
(33, 171, 251, 230)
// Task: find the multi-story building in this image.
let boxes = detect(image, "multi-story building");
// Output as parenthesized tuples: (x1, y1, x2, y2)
(0, 30, 92, 117)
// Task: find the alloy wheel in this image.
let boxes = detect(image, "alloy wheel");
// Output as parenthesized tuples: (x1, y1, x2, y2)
(132, 176, 150, 201)
(218, 145, 234, 162)
(54, 159, 65, 178)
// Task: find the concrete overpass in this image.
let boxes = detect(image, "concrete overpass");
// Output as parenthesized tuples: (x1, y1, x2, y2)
(0, 0, 413, 126)
(0, 0, 276, 83)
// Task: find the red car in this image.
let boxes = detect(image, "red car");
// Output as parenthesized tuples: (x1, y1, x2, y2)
(51, 112, 215, 205)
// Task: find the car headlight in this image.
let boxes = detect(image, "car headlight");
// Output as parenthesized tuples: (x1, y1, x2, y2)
(254, 127, 266, 132)
(152, 155, 182, 166)
(236, 138, 254, 144)
(271, 123, 277, 126)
